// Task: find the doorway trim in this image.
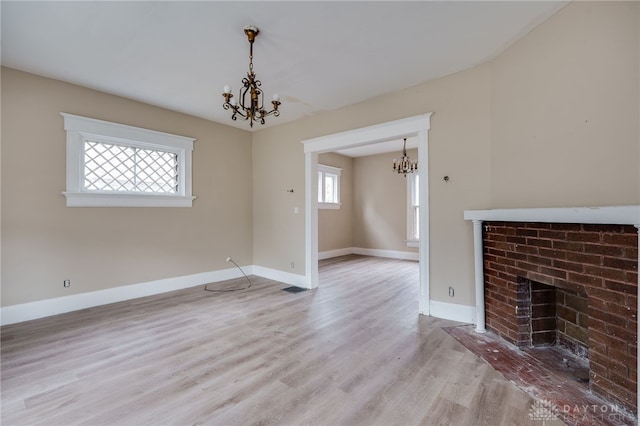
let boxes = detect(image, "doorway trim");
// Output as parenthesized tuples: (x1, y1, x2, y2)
(301, 113, 433, 315)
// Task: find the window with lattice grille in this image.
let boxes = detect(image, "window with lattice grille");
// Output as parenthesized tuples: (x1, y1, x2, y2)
(62, 113, 196, 207)
(83, 141, 179, 193)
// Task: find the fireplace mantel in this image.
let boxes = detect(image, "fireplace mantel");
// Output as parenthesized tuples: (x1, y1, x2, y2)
(463, 205, 640, 225)
(464, 205, 640, 413)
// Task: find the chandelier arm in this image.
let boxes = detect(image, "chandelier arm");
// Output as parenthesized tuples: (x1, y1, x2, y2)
(258, 85, 265, 117)
(240, 81, 253, 120)
(252, 80, 263, 119)
(233, 108, 248, 120)
(223, 102, 248, 120)
(261, 109, 280, 118)
(241, 78, 251, 98)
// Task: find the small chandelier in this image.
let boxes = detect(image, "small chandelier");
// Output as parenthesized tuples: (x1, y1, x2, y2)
(222, 26, 281, 128)
(392, 138, 418, 176)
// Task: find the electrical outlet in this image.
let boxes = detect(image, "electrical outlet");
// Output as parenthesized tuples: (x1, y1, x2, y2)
(64, 279, 71, 288)
(448, 286, 454, 297)
(290, 262, 295, 269)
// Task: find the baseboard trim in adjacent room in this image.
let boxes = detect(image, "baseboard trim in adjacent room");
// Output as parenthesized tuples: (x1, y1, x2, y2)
(318, 247, 354, 260)
(0, 267, 248, 326)
(353, 247, 419, 261)
(319, 247, 419, 261)
(429, 300, 475, 324)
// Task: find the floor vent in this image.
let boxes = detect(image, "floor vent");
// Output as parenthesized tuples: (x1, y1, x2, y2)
(281, 286, 307, 294)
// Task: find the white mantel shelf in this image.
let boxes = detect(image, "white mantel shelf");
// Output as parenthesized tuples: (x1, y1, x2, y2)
(463, 205, 640, 225)
(463, 205, 640, 411)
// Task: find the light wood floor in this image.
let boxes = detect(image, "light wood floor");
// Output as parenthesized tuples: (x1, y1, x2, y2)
(2, 255, 550, 425)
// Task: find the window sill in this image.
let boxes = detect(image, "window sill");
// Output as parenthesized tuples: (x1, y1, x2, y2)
(63, 192, 196, 207)
(318, 202, 341, 210)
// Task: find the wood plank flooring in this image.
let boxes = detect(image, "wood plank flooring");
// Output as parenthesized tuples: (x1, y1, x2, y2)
(2, 255, 554, 425)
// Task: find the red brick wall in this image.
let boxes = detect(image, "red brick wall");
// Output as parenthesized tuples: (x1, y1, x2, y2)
(529, 281, 557, 346)
(556, 287, 589, 357)
(483, 222, 638, 413)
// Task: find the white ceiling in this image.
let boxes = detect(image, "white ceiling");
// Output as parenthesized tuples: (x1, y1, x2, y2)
(336, 136, 418, 158)
(1, 1, 567, 154)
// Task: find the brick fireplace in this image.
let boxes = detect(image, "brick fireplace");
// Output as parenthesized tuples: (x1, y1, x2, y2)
(464, 206, 640, 416)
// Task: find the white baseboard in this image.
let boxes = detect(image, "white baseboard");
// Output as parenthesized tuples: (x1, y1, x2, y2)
(352, 247, 419, 261)
(251, 266, 309, 289)
(0, 265, 314, 326)
(319, 247, 418, 261)
(318, 247, 354, 260)
(0, 267, 249, 326)
(3, 260, 454, 326)
(428, 300, 475, 324)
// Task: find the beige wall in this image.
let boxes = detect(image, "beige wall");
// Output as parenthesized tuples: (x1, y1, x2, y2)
(491, 1, 639, 207)
(251, 121, 306, 274)
(352, 150, 419, 254)
(317, 152, 353, 252)
(1, 67, 253, 306)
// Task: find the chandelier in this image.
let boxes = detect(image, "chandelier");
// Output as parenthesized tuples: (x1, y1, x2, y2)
(392, 138, 418, 176)
(222, 26, 281, 128)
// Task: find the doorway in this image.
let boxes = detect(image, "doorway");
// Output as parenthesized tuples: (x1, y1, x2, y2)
(301, 114, 433, 315)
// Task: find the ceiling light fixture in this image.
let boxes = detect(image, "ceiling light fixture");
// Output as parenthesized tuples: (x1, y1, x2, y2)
(222, 26, 281, 128)
(392, 138, 418, 176)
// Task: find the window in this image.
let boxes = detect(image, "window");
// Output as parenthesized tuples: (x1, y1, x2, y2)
(61, 113, 196, 207)
(317, 164, 341, 209)
(83, 141, 178, 193)
(407, 173, 419, 247)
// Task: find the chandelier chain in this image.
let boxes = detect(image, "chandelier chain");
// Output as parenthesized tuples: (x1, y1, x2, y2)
(248, 38, 254, 73)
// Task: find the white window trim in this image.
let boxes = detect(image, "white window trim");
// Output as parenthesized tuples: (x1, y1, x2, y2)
(317, 164, 342, 209)
(318, 202, 341, 210)
(407, 172, 419, 247)
(61, 113, 196, 207)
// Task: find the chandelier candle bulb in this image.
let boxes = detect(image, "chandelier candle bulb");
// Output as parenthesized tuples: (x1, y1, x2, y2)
(272, 93, 280, 102)
(223, 85, 231, 94)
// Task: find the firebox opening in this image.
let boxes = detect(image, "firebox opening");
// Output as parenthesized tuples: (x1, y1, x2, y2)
(523, 278, 590, 359)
